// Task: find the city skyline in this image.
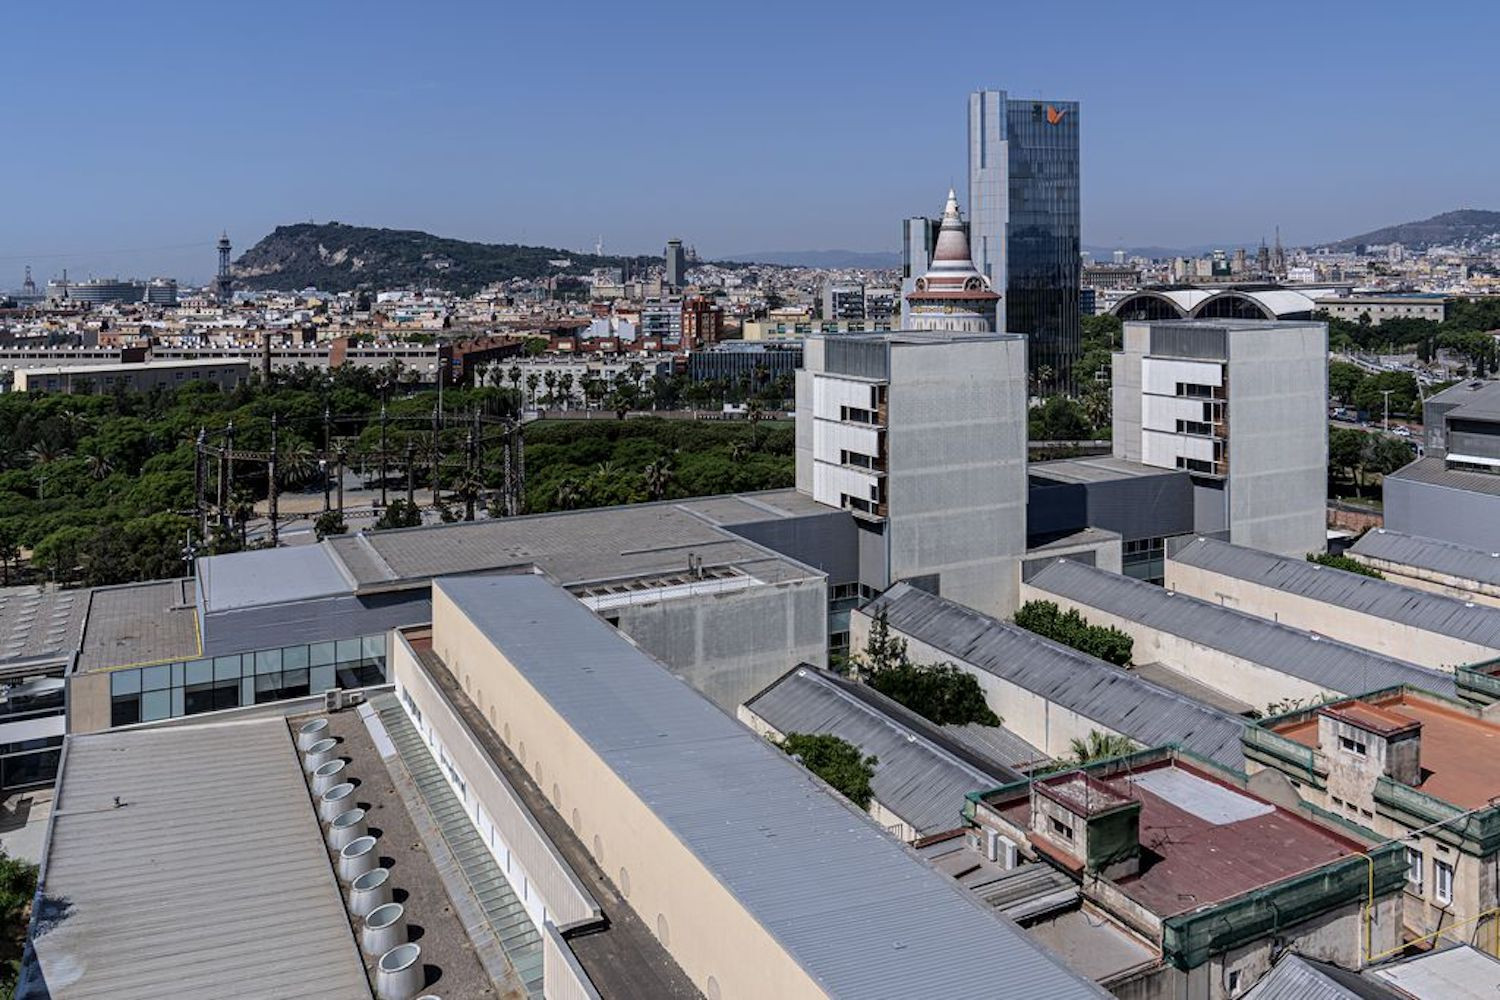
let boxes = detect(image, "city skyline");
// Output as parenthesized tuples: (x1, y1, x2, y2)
(4, 1, 1497, 283)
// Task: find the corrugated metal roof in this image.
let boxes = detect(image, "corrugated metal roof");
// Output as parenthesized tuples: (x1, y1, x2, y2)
(1385, 455, 1500, 497)
(1351, 529, 1500, 588)
(744, 667, 1010, 836)
(0, 585, 87, 669)
(28, 717, 372, 999)
(1243, 954, 1399, 1000)
(1029, 560, 1456, 698)
(1170, 537, 1500, 650)
(198, 544, 354, 613)
(1369, 944, 1500, 998)
(438, 575, 1106, 1000)
(862, 583, 1248, 768)
(941, 722, 1051, 771)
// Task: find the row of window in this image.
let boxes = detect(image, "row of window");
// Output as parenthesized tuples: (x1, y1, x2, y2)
(109, 634, 389, 727)
(839, 405, 879, 425)
(1406, 846, 1456, 906)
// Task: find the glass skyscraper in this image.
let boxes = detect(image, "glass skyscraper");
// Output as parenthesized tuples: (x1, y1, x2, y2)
(969, 90, 1081, 392)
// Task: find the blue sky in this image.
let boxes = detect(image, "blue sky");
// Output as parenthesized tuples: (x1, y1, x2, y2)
(3, 1, 1497, 283)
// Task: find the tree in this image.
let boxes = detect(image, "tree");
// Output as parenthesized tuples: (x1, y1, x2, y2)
(1068, 730, 1137, 765)
(0, 847, 37, 997)
(507, 365, 523, 397)
(374, 498, 423, 530)
(1013, 600, 1133, 666)
(1029, 396, 1092, 441)
(1328, 361, 1366, 406)
(851, 611, 908, 679)
(642, 457, 674, 501)
(525, 373, 540, 406)
(868, 662, 1001, 726)
(775, 732, 878, 809)
(1352, 371, 1418, 421)
(0, 526, 18, 586)
(314, 510, 347, 539)
(552, 478, 583, 511)
(1329, 427, 1367, 492)
(1307, 551, 1383, 577)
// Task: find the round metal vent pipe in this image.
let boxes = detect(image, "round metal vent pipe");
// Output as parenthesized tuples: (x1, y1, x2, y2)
(311, 759, 348, 796)
(338, 835, 379, 882)
(349, 867, 393, 917)
(361, 902, 408, 956)
(296, 718, 330, 751)
(376, 943, 423, 1000)
(319, 782, 357, 823)
(328, 808, 368, 851)
(304, 737, 338, 772)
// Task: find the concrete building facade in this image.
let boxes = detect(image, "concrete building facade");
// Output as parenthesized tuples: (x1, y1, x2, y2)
(1113, 319, 1327, 558)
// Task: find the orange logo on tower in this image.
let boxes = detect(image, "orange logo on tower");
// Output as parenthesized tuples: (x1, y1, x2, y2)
(1045, 105, 1067, 125)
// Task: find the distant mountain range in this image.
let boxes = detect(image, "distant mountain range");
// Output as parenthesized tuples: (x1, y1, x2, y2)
(1326, 209, 1500, 252)
(716, 249, 901, 269)
(233, 222, 658, 293)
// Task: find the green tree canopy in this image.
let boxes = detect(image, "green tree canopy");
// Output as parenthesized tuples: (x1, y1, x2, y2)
(1014, 600, 1133, 666)
(776, 732, 878, 809)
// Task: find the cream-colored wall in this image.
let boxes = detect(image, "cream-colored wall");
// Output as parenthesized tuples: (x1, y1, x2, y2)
(1352, 556, 1500, 609)
(67, 671, 112, 735)
(431, 590, 829, 1000)
(1019, 582, 1334, 712)
(851, 610, 1130, 761)
(1164, 560, 1497, 670)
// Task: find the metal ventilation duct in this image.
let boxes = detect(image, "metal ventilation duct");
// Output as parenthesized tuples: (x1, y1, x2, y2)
(361, 902, 407, 956)
(328, 808, 368, 851)
(338, 835, 379, 883)
(349, 867, 393, 918)
(319, 783, 357, 823)
(296, 718, 330, 751)
(311, 759, 349, 796)
(303, 737, 338, 772)
(376, 943, 423, 1000)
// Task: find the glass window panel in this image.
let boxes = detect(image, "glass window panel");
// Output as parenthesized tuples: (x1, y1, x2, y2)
(310, 664, 336, 693)
(141, 690, 171, 722)
(309, 642, 336, 667)
(111, 695, 141, 727)
(282, 645, 309, 671)
(362, 635, 386, 663)
(172, 662, 185, 687)
(216, 682, 240, 711)
(110, 670, 141, 696)
(184, 685, 216, 716)
(186, 660, 213, 686)
(254, 649, 282, 674)
(213, 656, 240, 681)
(254, 672, 281, 694)
(335, 639, 361, 665)
(241, 677, 255, 706)
(281, 669, 310, 699)
(141, 664, 171, 691)
(171, 687, 184, 717)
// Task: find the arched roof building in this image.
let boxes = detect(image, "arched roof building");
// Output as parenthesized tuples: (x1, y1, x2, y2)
(1110, 285, 1325, 323)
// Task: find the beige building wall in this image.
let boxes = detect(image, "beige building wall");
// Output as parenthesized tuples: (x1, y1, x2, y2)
(1018, 581, 1334, 712)
(1348, 555, 1500, 610)
(67, 671, 112, 735)
(426, 586, 830, 1000)
(1164, 559, 1497, 670)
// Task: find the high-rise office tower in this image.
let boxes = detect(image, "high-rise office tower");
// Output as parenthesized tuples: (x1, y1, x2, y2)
(969, 90, 1081, 392)
(664, 239, 687, 290)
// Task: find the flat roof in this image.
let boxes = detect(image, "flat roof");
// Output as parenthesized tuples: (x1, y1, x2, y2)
(75, 579, 199, 674)
(1369, 944, 1500, 999)
(320, 496, 823, 594)
(1385, 455, 1500, 498)
(0, 586, 88, 671)
(437, 574, 1105, 999)
(1029, 559, 1456, 699)
(863, 583, 1248, 768)
(198, 544, 354, 614)
(18, 358, 253, 376)
(744, 667, 1015, 836)
(1273, 690, 1500, 810)
(997, 760, 1366, 918)
(1170, 537, 1500, 651)
(1426, 377, 1500, 413)
(1351, 528, 1500, 588)
(1029, 455, 1186, 485)
(27, 717, 371, 999)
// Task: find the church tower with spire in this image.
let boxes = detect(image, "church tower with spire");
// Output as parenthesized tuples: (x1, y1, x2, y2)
(904, 190, 999, 334)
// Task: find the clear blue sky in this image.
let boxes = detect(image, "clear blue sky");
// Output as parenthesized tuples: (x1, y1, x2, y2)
(4, 0, 1497, 283)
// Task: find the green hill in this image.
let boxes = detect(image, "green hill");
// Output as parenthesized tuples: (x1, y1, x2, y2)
(1330, 209, 1500, 251)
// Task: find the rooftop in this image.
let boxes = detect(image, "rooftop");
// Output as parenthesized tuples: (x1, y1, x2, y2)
(437, 574, 1105, 999)
(75, 579, 199, 674)
(1385, 455, 1500, 498)
(743, 666, 1017, 837)
(1426, 377, 1500, 416)
(862, 583, 1249, 768)
(1367, 944, 1500, 999)
(1170, 536, 1500, 651)
(25, 717, 372, 999)
(1272, 689, 1500, 809)
(994, 759, 1368, 918)
(1350, 528, 1500, 588)
(0, 586, 89, 675)
(1028, 559, 1456, 699)
(1029, 455, 1187, 485)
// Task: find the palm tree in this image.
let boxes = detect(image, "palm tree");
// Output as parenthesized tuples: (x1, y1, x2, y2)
(1068, 730, 1136, 765)
(558, 373, 575, 409)
(278, 445, 317, 488)
(729, 441, 749, 462)
(552, 478, 582, 511)
(526, 373, 541, 407)
(543, 370, 558, 407)
(83, 450, 114, 481)
(747, 400, 765, 449)
(642, 457, 674, 502)
(507, 365, 523, 397)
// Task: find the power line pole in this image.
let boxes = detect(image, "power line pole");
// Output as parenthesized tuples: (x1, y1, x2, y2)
(268, 414, 279, 547)
(1381, 388, 1394, 432)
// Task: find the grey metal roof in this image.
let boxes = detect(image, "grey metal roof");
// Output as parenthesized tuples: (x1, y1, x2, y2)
(437, 575, 1105, 1000)
(941, 722, 1051, 772)
(75, 579, 200, 674)
(1351, 528, 1500, 587)
(862, 583, 1249, 768)
(201, 591, 432, 657)
(1386, 455, 1500, 497)
(198, 543, 353, 613)
(1170, 536, 1500, 651)
(1029, 559, 1456, 698)
(744, 667, 1010, 836)
(0, 585, 88, 670)
(1368, 944, 1500, 999)
(1029, 455, 1183, 485)
(1243, 954, 1400, 1000)
(28, 717, 371, 999)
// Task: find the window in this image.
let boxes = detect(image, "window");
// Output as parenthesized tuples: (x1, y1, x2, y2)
(1175, 419, 1213, 436)
(1049, 816, 1074, 842)
(1435, 860, 1455, 905)
(1406, 847, 1424, 892)
(1227, 970, 1241, 995)
(1339, 735, 1367, 757)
